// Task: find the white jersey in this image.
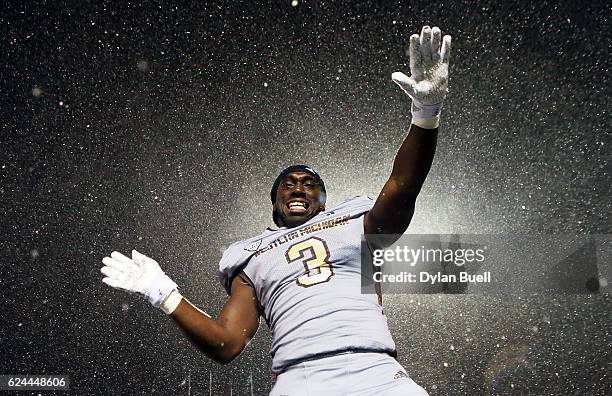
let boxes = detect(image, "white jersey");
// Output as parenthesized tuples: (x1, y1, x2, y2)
(218, 196, 396, 372)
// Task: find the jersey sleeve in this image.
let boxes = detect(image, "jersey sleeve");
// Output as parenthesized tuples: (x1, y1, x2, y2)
(331, 195, 374, 216)
(217, 240, 257, 295)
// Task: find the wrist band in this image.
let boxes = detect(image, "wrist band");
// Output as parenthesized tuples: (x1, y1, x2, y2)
(411, 99, 443, 118)
(411, 116, 440, 129)
(160, 289, 183, 314)
(146, 273, 178, 308)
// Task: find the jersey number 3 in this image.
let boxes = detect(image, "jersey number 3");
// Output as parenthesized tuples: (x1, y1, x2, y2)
(285, 237, 334, 287)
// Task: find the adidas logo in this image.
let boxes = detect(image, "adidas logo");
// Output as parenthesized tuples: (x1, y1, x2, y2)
(394, 370, 409, 379)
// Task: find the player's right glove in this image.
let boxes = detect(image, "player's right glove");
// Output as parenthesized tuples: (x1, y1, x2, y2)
(392, 25, 451, 129)
(101, 250, 183, 314)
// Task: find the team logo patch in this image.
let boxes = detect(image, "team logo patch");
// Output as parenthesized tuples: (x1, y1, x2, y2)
(394, 370, 409, 379)
(245, 239, 262, 252)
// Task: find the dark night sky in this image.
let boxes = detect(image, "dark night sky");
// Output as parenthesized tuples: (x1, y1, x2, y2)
(1, 0, 611, 394)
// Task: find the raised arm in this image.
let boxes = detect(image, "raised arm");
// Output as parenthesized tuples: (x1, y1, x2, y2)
(101, 251, 259, 364)
(364, 124, 438, 237)
(364, 26, 451, 240)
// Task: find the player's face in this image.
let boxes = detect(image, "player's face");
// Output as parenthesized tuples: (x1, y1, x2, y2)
(274, 172, 325, 228)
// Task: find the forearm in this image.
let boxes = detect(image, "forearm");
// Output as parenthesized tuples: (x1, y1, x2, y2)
(389, 124, 438, 198)
(169, 297, 241, 364)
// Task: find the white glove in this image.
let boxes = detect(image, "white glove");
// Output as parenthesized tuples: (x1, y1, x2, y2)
(392, 25, 451, 129)
(101, 250, 182, 314)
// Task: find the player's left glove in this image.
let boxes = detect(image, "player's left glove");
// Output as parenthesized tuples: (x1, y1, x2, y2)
(392, 25, 451, 129)
(101, 250, 182, 314)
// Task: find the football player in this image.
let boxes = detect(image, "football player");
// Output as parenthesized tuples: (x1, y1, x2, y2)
(101, 25, 451, 395)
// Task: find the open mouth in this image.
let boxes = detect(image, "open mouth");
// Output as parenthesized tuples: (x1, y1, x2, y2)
(287, 200, 309, 215)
